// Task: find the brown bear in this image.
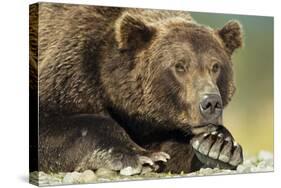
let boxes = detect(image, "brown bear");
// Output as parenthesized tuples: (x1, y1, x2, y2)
(29, 2, 243, 175)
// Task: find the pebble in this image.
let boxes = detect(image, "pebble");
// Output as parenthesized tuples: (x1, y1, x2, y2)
(62, 170, 98, 184)
(141, 166, 153, 174)
(258, 150, 273, 161)
(79, 170, 97, 183)
(120, 166, 141, 176)
(237, 164, 251, 173)
(62, 172, 81, 184)
(198, 168, 214, 175)
(95, 168, 117, 178)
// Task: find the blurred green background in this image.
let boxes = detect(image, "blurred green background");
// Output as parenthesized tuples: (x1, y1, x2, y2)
(191, 12, 274, 156)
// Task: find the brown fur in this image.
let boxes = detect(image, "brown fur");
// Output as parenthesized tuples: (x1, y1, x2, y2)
(30, 3, 243, 173)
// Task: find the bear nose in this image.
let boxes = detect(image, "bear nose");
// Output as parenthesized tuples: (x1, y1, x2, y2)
(199, 94, 222, 120)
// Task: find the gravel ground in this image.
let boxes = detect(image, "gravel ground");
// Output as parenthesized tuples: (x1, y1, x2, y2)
(30, 150, 273, 186)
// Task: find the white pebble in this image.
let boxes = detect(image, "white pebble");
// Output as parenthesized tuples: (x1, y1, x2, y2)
(120, 166, 141, 176)
(237, 164, 251, 173)
(62, 172, 81, 184)
(95, 168, 117, 178)
(258, 150, 273, 161)
(79, 170, 97, 183)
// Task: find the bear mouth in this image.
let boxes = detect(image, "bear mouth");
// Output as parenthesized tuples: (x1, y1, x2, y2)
(188, 123, 220, 136)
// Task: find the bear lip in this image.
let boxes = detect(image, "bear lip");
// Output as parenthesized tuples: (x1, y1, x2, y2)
(188, 123, 220, 134)
(190, 123, 220, 129)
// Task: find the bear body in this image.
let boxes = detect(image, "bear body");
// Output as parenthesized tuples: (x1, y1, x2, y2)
(30, 3, 243, 174)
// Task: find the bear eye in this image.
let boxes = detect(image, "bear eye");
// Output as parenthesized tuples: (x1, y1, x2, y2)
(211, 62, 220, 73)
(175, 61, 187, 73)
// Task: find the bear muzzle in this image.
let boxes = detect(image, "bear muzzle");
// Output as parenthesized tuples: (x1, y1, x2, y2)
(199, 93, 223, 122)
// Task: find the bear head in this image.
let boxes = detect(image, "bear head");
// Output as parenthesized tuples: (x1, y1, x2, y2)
(105, 12, 243, 134)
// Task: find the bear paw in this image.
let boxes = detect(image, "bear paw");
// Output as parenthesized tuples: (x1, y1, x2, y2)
(120, 151, 170, 176)
(191, 131, 243, 169)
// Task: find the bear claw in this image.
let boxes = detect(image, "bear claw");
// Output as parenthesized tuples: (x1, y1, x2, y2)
(211, 131, 218, 135)
(139, 156, 154, 166)
(191, 129, 243, 170)
(229, 145, 243, 166)
(149, 151, 170, 162)
(120, 151, 170, 176)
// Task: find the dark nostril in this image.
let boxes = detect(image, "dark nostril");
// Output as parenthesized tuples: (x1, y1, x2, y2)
(202, 102, 212, 110)
(215, 102, 222, 109)
(199, 94, 223, 120)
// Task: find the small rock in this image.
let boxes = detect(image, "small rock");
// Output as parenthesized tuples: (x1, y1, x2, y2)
(198, 168, 214, 175)
(141, 166, 153, 174)
(120, 166, 141, 176)
(250, 166, 261, 172)
(62, 172, 81, 184)
(78, 170, 97, 183)
(237, 164, 251, 173)
(257, 161, 267, 168)
(258, 150, 273, 161)
(95, 168, 117, 178)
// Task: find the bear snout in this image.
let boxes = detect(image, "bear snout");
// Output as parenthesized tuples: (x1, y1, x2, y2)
(199, 94, 223, 122)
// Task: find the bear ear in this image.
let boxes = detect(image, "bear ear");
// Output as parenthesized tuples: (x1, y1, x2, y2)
(217, 20, 243, 55)
(115, 13, 156, 51)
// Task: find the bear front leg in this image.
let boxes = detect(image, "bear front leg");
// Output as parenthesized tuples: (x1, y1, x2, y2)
(39, 114, 170, 175)
(147, 140, 204, 173)
(190, 125, 243, 169)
